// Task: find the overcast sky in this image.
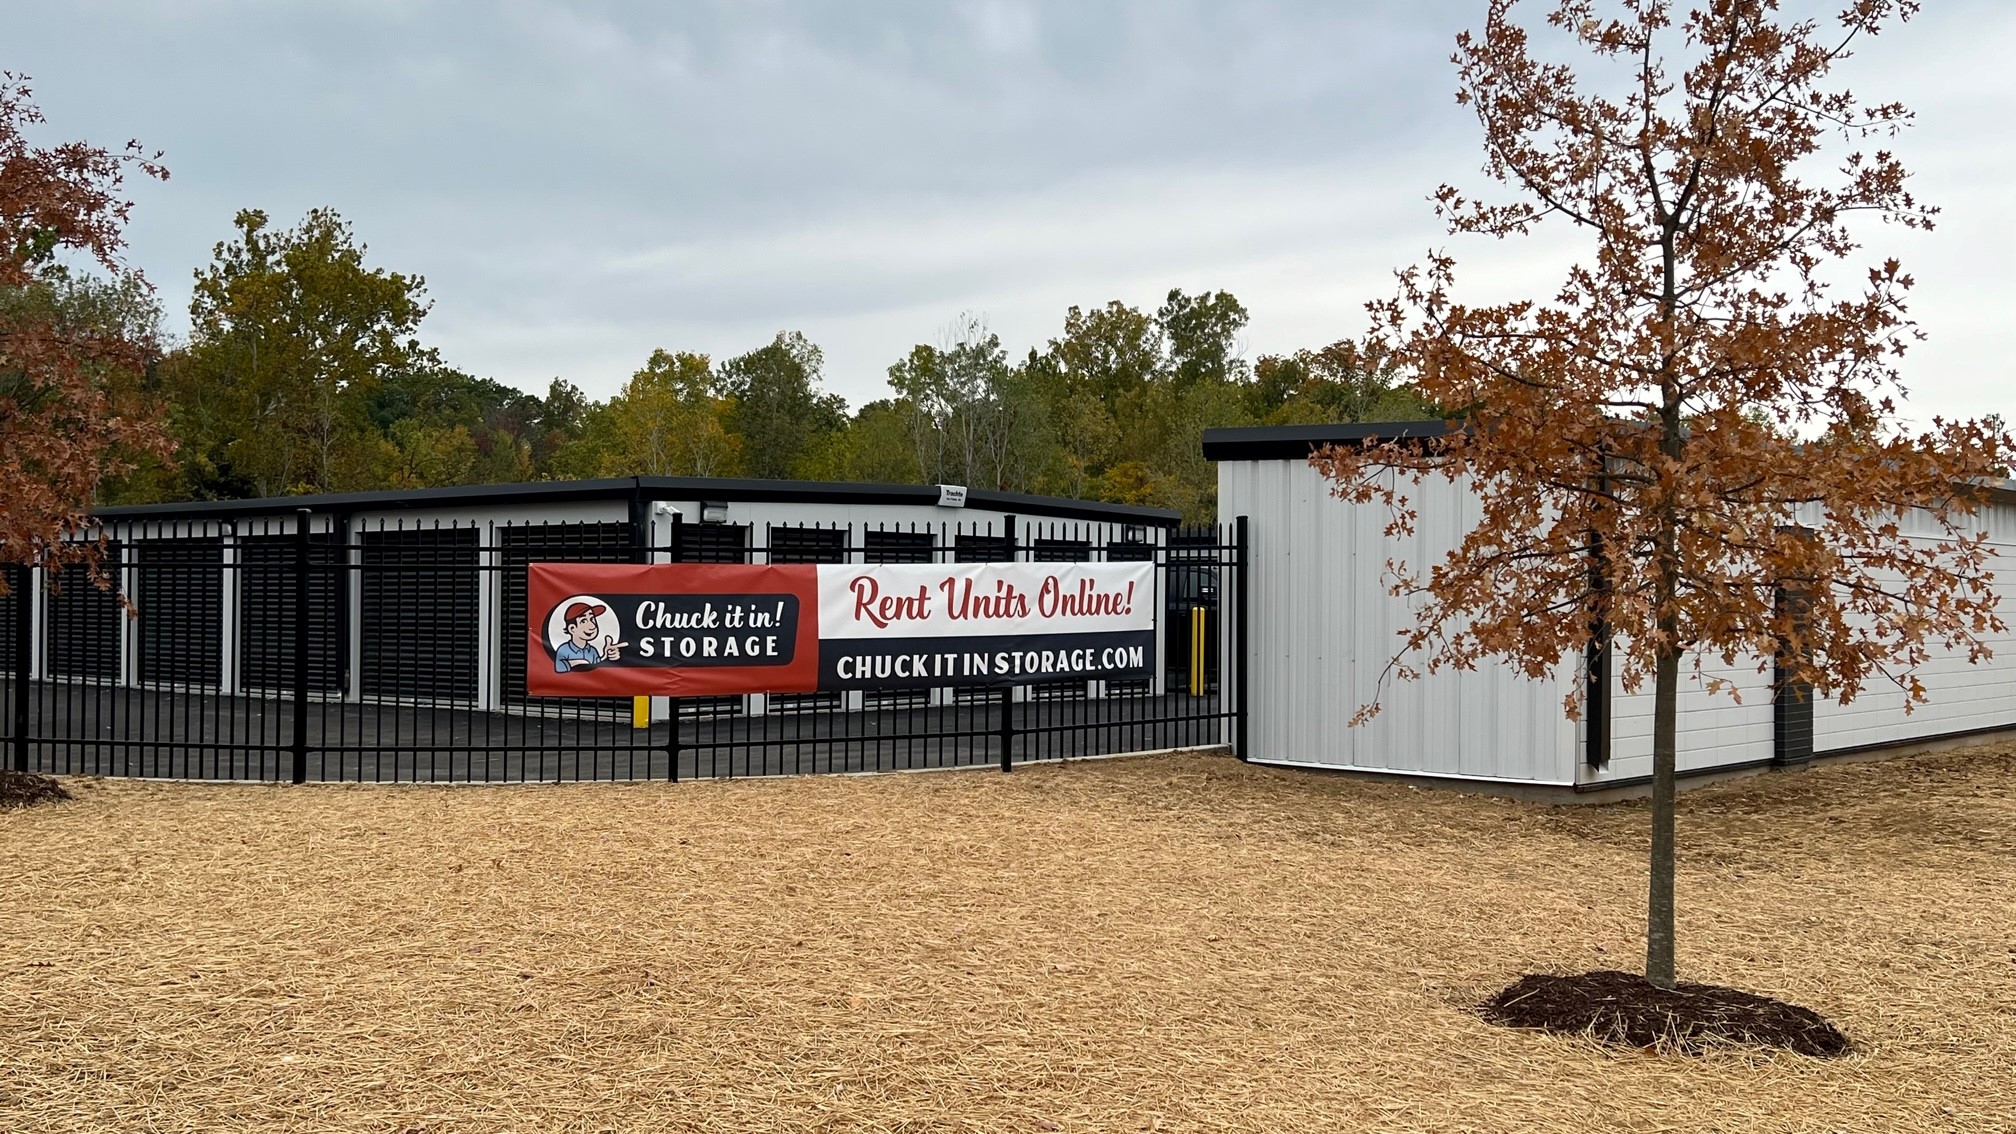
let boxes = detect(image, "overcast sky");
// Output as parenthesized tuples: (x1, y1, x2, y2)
(12, 0, 2014, 424)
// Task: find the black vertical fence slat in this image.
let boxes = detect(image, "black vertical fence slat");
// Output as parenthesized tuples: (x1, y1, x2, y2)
(666, 512, 684, 782)
(1233, 516, 1249, 760)
(9, 565, 28, 773)
(290, 512, 311, 782)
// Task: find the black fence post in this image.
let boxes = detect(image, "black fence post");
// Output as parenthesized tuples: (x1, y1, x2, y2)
(1584, 490, 1613, 769)
(1233, 515, 1249, 762)
(10, 566, 29, 774)
(998, 514, 1018, 772)
(665, 696, 682, 782)
(997, 683, 1014, 773)
(290, 509, 311, 784)
(664, 512, 683, 782)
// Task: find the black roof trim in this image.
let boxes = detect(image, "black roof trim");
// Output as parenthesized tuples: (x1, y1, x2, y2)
(1198, 425, 2016, 510)
(1201, 420, 1455, 462)
(94, 476, 1182, 526)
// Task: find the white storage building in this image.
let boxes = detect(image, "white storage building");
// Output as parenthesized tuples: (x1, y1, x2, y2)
(1206, 422, 2016, 793)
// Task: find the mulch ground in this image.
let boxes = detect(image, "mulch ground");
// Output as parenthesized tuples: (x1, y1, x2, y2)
(3, 741, 2014, 1133)
(0, 769, 70, 809)
(1477, 969, 1852, 1057)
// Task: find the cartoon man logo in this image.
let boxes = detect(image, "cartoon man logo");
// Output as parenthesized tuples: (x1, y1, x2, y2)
(553, 599, 624, 672)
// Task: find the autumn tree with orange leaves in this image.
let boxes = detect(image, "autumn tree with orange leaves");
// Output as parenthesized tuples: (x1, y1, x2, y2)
(1, 74, 172, 584)
(1314, 0, 2009, 989)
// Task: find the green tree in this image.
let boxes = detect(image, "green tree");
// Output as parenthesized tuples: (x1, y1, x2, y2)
(1157, 288, 1251, 388)
(1024, 304, 1161, 500)
(1140, 376, 1255, 521)
(592, 349, 740, 477)
(1046, 301, 1165, 403)
(1022, 290, 1267, 518)
(1249, 341, 1438, 424)
(973, 359, 1053, 494)
(884, 315, 1042, 489)
(717, 331, 846, 479)
(179, 207, 430, 496)
(384, 419, 477, 488)
(369, 365, 551, 485)
(526, 379, 595, 478)
(1049, 384, 1118, 501)
(795, 399, 923, 484)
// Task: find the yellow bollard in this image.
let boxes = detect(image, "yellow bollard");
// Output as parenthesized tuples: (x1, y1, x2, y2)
(1189, 606, 1206, 695)
(632, 696, 651, 729)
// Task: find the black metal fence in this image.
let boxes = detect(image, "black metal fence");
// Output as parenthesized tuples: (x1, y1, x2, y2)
(2, 515, 1245, 783)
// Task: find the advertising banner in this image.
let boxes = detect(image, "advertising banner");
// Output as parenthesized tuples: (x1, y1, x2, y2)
(525, 561, 1156, 697)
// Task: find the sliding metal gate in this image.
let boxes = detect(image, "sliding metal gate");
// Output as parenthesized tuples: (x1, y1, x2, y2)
(3, 517, 1246, 783)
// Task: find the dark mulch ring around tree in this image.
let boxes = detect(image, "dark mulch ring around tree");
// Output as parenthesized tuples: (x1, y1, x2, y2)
(0, 770, 73, 810)
(1477, 970, 1852, 1058)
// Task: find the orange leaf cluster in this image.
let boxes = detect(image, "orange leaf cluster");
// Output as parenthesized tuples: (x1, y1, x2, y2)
(1, 73, 173, 588)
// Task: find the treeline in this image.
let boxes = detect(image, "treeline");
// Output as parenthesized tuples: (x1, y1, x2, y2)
(104, 208, 1435, 521)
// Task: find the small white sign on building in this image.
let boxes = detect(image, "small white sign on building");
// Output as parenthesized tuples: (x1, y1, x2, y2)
(936, 484, 968, 508)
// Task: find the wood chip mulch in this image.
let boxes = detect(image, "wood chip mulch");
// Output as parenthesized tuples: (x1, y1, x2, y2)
(1478, 969, 1853, 1056)
(4, 740, 2014, 1132)
(0, 769, 70, 809)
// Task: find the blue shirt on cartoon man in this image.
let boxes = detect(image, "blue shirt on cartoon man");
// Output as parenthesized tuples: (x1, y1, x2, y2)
(555, 601, 623, 672)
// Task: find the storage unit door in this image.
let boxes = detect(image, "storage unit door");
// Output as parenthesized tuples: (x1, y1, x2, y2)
(1029, 538, 1092, 698)
(47, 546, 122, 680)
(671, 523, 750, 716)
(862, 529, 937, 709)
(1104, 540, 1156, 695)
(954, 533, 1013, 563)
(499, 522, 634, 707)
(677, 523, 750, 564)
(136, 537, 224, 687)
(0, 566, 24, 675)
(950, 533, 1015, 700)
(767, 525, 847, 712)
(360, 528, 479, 702)
(237, 533, 344, 694)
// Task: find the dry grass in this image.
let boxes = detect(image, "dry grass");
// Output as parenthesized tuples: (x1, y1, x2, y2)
(3, 743, 2014, 1134)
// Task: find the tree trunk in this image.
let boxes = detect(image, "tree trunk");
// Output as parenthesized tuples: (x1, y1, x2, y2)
(1646, 636, 1680, 988)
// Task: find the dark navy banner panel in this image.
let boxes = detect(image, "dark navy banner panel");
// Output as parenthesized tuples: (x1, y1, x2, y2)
(819, 630, 1156, 689)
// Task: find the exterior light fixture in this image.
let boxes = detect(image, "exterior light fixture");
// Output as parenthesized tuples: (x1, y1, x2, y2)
(700, 501, 729, 524)
(1123, 525, 1147, 542)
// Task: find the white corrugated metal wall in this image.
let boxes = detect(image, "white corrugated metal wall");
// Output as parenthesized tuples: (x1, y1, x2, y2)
(1218, 457, 1579, 784)
(1581, 646, 1777, 786)
(1807, 500, 2016, 753)
(1222, 442, 2016, 785)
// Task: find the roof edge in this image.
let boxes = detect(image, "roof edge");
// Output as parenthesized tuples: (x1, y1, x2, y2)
(1201, 420, 1455, 462)
(92, 475, 1182, 526)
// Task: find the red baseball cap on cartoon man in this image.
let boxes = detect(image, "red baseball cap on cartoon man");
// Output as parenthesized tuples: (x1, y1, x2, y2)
(564, 601, 607, 622)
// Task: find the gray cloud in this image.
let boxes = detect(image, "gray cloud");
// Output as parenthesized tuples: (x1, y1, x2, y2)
(11, 0, 2012, 425)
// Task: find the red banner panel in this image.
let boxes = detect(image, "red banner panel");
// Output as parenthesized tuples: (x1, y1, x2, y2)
(525, 563, 820, 697)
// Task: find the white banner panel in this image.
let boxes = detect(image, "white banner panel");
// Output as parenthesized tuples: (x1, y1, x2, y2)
(818, 562, 1154, 639)
(814, 562, 1157, 688)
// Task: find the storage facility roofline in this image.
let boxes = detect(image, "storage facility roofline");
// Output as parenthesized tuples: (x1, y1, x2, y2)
(1200, 420, 1455, 462)
(92, 475, 1183, 526)
(1202, 421, 2016, 507)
